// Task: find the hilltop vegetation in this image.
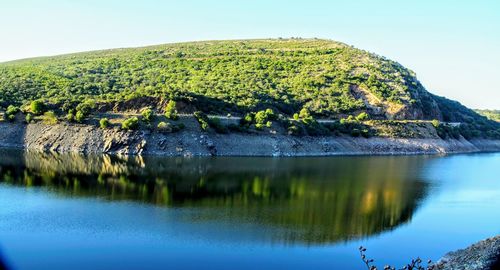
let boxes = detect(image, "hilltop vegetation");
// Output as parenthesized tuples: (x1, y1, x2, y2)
(475, 109, 500, 122)
(0, 38, 498, 138)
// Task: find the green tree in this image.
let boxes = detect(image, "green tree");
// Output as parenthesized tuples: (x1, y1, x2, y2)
(164, 100, 178, 120)
(30, 100, 45, 115)
(194, 111, 209, 131)
(42, 111, 58, 125)
(25, 113, 33, 123)
(122, 117, 139, 130)
(141, 108, 154, 123)
(75, 111, 86, 123)
(356, 112, 369, 121)
(99, 118, 110, 129)
(431, 119, 440, 128)
(157, 121, 172, 133)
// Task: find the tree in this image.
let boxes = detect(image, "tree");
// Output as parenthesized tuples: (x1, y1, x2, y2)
(356, 112, 369, 121)
(141, 108, 154, 123)
(431, 119, 440, 128)
(122, 117, 139, 130)
(42, 111, 58, 125)
(75, 111, 86, 123)
(165, 100, 178, 120)
(25, 113, 33, 123)
(194, 111, 209, 131)
(6, 105, 19, 116)
(157, 121, 172, 133)
(30, 100, 45, 115)
(99, 118, 110, 129)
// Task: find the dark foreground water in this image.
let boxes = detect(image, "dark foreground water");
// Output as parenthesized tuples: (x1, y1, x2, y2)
(0, 150, 499, 270)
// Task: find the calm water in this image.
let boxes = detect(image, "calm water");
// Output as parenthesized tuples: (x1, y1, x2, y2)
(0, 150, 499, 270)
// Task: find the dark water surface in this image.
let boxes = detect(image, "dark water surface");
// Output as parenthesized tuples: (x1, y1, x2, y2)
(0, 150, 499, 269)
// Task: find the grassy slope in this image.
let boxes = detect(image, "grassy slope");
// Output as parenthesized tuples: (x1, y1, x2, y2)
(0, 38, 498, 137)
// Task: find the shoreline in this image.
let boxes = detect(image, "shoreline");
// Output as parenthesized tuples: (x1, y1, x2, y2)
(0, 122, 499, 156)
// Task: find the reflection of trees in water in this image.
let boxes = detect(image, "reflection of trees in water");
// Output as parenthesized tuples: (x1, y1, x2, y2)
(0, 150, 431, 245)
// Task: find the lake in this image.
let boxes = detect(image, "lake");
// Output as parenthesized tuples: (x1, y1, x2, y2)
(0, 150, 499, 269)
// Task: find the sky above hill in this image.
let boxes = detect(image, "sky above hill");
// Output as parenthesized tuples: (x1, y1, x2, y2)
(1, 0, 499, 109)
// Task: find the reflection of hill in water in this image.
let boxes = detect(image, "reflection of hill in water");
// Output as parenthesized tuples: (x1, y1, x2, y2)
(0, 150, 431, 245)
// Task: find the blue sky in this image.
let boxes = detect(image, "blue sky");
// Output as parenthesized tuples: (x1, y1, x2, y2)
(1, 0, 499, 109)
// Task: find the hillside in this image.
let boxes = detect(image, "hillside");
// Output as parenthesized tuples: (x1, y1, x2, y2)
(0, 38, 499, 139)
(476, 110, 500, 122)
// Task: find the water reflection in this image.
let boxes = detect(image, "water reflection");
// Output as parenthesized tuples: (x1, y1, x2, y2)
(0, 150, 430, 245)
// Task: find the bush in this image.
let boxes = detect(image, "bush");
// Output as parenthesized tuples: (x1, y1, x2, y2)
(194, 111, 209, 131)
(254, 111, 268, 126)
(241, 113, 254, 126)
(165, 100, 178, 120)
(66, 113, 75, 122)
(76, 100, 96, 116)
(431, 119, 440, 128)
(75, 111, 85, 123)
(42, 111, 58, 125)
(99, 118, 110, 129)
(30, 100, 45, 115)
(6, 105, 19, 116)
(122, 117, 139, 130)
(141, 108, 154, 123)
(157, 121, 172, 133)
(25, 113, 33, 123)
(356, 112, 369, 121)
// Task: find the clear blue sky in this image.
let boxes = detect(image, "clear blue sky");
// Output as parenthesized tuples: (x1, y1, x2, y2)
(1, 0, 499, 109)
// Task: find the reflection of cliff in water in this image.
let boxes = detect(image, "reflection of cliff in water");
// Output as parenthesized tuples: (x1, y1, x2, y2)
(0, 150, 431, 245)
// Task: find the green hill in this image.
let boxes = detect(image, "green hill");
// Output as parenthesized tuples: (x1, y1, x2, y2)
(0, 38, 498, 138)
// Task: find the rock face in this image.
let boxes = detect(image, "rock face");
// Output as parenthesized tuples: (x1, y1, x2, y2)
(0, 122, 499, 156)
(435, 236, 500, 270)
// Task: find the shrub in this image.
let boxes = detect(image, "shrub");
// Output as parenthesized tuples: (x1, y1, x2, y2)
(157, 121, 172, 133)
(75, 111, 85, 123)
(141, 108, 154, 123)
(76, 100, 96, 116)
(254, 111, 268, 125)
(42, 111, 58, 125)
(298, 108, 311, 119)
(121, 117, 139, 130)
(165, 100, 179, 120)
(25, 113, 33, 123)
(30, 100, 45, 115)
(66, 113, 75, 122)
(431, 119, 440, 128)
(194, 111, 209, 131)
(356, 112, 369, 121)
(99, 118, 110, 129)
(6, 105, 19, 116)
(240, 113, 253, 127)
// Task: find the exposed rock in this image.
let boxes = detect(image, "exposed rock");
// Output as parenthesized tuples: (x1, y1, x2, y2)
(0, 122, 499, 156)
(435, 236, 500, 270)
